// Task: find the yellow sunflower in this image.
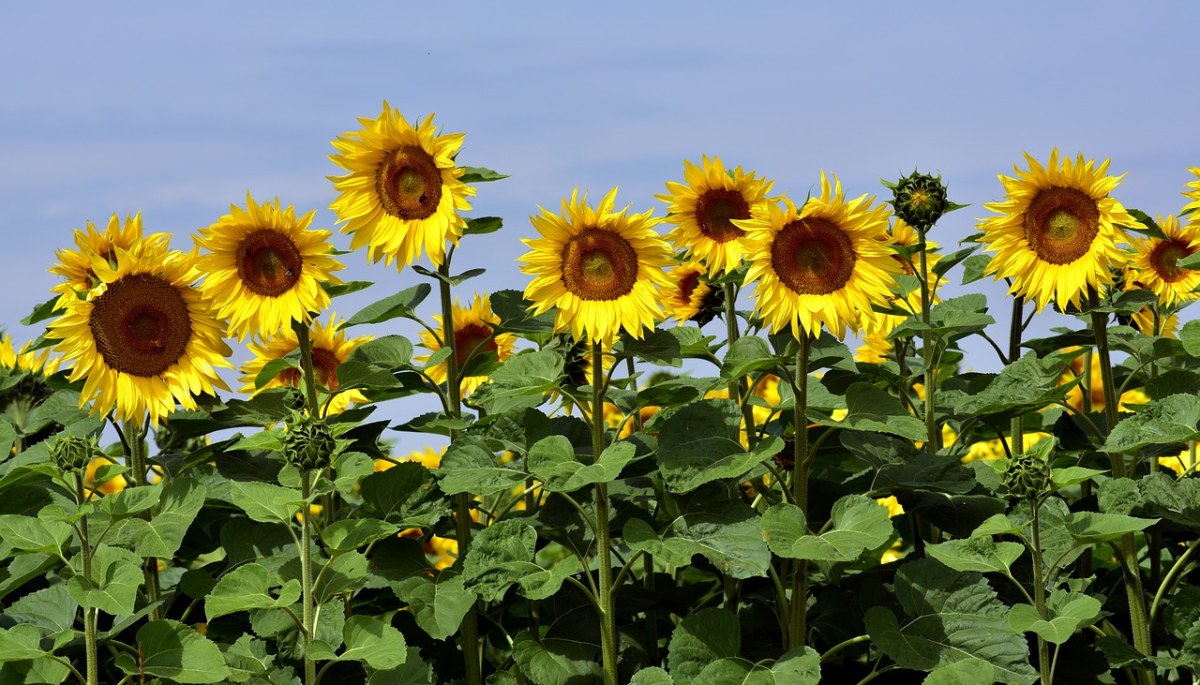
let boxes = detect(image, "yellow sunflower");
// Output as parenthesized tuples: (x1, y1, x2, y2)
(1061, 351, 1149, 414)
(48, 243, 233, 426)
(1131, 307, 1179, 338)
(1183, 167, 1200, 214)
(414, 294, 516, 397)
(195, 193, 344, 341)
(664, 261, 714, 324)
(329, 102, 475, 269)
(521, 188, 673, 346)
(859, 218, 942, 341)
(240, 314, 371, 417)
(979, 149, 1140, 311)
(739, 173, 900, 340)
(49, 213, 170, 307)
(375, 446, 443, 472)
(854, 330, 893, 364)
(0, 336, 60, 376)
(1128, 214, 1200, 307)
(658, 155, 775, 274)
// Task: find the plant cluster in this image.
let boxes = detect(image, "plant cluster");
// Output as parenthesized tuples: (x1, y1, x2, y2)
(1, 103, 1199, 685)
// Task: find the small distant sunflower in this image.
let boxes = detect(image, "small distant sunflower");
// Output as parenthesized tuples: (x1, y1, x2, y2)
(521, 188, 673, 346)
(665, 261, 718, 324)
(415, 294, 516, 397)
(1131, 307, 1179, 338)
(0, 336, 59, 376)
(740, 173, 900, 340)
(1183, 167, 1200, 214)
(50, 213, 169, 307)
(375, 446, 443, 472)
(329, 103, 475, 269)
(854, 330, 893, 364)
(979, 149, 1140, 311)
(240, 315, 371, 417)
(658, 156, 775, 274)
(49, 243, 233, 426)
(1128, 215, 1200, 307)
(196, 193, 344, 341)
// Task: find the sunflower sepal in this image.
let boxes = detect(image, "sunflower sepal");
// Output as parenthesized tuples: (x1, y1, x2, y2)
(885, 171, 956, 231)
(282, 412, 341, 472)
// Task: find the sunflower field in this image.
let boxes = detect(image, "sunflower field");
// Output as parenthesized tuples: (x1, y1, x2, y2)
(2, 103, 1200, 685)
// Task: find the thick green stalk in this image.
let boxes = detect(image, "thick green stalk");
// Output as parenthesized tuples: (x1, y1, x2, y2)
(77, 473, 99, 685)
(724, 282, 757, 446)
(789, 334, 812, 649)
(125, 422, 162, 620)
(1088, 291, 1153, 669)
(916, 228, 938, 454)
(437, 261, 482, 685)
(300, 470, 316, 685)
(592, 341, 619, 685)
(1009, 297, 1025, 461)
(1030, 500, 1051, 685)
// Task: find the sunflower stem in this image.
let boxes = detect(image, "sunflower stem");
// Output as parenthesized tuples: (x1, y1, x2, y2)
(1088, 289, 1153, 670)
(294, 321, 321, 418)
(917, 227, 938, 455)
(300, 469, 317, 685)
(724, 282, 757, 447)
(1030, 497, 1052, 685)
(125, 420, 163, 621)
(76, 473, 99, 685)
(592, 341, 619, 685)
(1009, 297, 1025, 462)
(438, 260, 482, 685)
(789, 333, 812, 650)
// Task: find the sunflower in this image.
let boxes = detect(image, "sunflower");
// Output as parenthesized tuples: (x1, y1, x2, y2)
(240, 314, 371, 417)
(1159, 445, 1198, 478)
(1183, 167, 1200, 214)
(739, 173, 900, 340)
(854, 330, 893, 364)
(1128, 214, 1200, 307)
(521, 188, 673, 346)
(979, 149, 1140, 311)
(415, 294, 516, 397)
(195, 193, 344, 341)
(375, 446, 443, 472)
(329, 103, 475, 269)
(1131, 307, 1179, 338)
(0, 336, 59, 376)
(49, 243, 232, 426)
(49, 213, 170, 307)
(1061, 350, 1149, 414)
(859, 218, 942, 341)
(664, 261, 717, 324)
(658, 156, 775, 274)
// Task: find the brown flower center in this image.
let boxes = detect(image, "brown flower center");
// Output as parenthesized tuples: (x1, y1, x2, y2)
(238, 229, 303, 297)
(376, 144, 443, 221)
(560, 229, 639, 301)
(770, 217, 856, 295)
(88, 274, 192, 378)
(1023, 187, 1101, 265)
(455, 322, 497, 367)
(1151, 240, 1191, 283)
(278, 347, 342, 392)
(696, 189, 750, 243)
(675, 269, 701, 306)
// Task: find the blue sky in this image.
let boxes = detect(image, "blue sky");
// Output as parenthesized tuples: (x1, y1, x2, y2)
(2, 2, 1198, 442)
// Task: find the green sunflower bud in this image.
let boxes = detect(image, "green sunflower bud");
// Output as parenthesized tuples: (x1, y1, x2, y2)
(1002, 451, 1052, 501)
(51, 434, 97, 472)
(888, 170, 951, 231)
(283, 414, 337, 471)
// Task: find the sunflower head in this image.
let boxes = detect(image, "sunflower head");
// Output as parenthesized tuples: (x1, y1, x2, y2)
(49, 242, 233, 426)
(979, 149, 1141, 312)
(657, 155, 775, 274)
(329, 103, 475, 269)
(415, 294, 516, 397)
(665, 261, 723, 326)
(886, 170, 952, 231)
(50, 213, 170, 307)
(740, 173, 901, 340)
(1128, 215, 1200, 308)
(521, 188, 673, 347)
(1183, 167, 1200, 215)
(196, 193, 344, 341)
(51, 434, 98, 472)
(283, 412, 338, 471)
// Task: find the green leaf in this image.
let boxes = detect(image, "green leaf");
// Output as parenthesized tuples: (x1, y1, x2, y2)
(891, 294, 994, 342)
(4, 584, 78, 635)
(323, 280, 373, 298)
(1137, 472, 1200, 528)
(1008, 590, 1102, 644)
(813, 383, 925, 440)
(926, 537, 1024, 575)
(1063, 512, 1157, 544)
(359, 461, 448, 528)
(20, 296, 59, 326)
(510, 628, 601, 685)
(630, 667, 673, 684)
(625, 497, 770, 579)
(761, 495, 893, 562)
(307, 615, 407, 670)
(410, 264, 486, 286)
(931, 247, 977, 279)
(369, 647, 436, 685)
(459, 166, 508, 184)
(349, 335, 414, 369)
(463, 216, 503, 236)
(1102, 394, 1200, 453)
(392, 573, 476, 641)
(255, 355, 299, 390)
(1181, 320, 1200, 357)
(96, 482, 162, 517)
(721, 336, 783, 381)
(1050, 466, 1106, 490)
(0, 625, 49, 662)
(345, 283, 432, 327)
(228, 428, 286, 453)
(528, 436, 635, 492)
(864, 559, 1037, 684)
(67, 544, 144, 616)
(958, 255, 992, 286)
(945, 353, 1068, 418)
(467, 350, 563, 415)
(121, 620, 231, 683)
(667, 608, 740, 683)
(223, 635, 276, 682)
(0, 515, 72, 554)
(435, 436, 526, 497)
(113, 477, 207, 559)
(321, 519, 401, 553)
(490, 290, 556, 335)
(462, 519, 583, 601)
(205, 564, 302, 621)
(924, 660, 996, 684)
(657, 399, 782, 493)
(230, 482, 305, 525)
(314, 552, 369, 603)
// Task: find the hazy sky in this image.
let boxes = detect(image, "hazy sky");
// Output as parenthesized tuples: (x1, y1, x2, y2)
(2, 2, 1197, 443)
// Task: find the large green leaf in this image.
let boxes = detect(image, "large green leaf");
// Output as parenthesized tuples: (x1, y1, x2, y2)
(435, 435, 527, 496)
(925, 538, 1025, 576)
(392, 573, 476, 641)
(1007, 590, 1101, 644)
(321, 519, 401, 553)
(812, 383, 925, 440)
(468, 350, 563, 415)
(667, 608, 740, 683)
(721, 336, 784, 381)
(511, 628, 601, 685)
(4, 583, 78, 635)
(625, 497, 771, 579)
(205, 563, 302, 621)
(1137, 472, 1200, 528)
(116, 620, 230, 683)
(924, 660, 996, 684)
(67, 544, 143, 616)
(229, 482, 305, 525)
(945, 353, 1068, 418)
(629, 667, 674, 684)
(112, 477, 207, 559)
(96, 483, 162, 517)
(761, 495, 892, 563)
(527, 436, 635, 492)
(462, 519, 584, 601)
(0, 625, 48, 662)
(864, 559, 1037, 683)
(657, 399, 782, 493)
(345, 283, 431, 327)
(1062, 512, 1157, 544)
(357, 463, 448, 528)
(222, 635, 276, 682)
(1102, 394, 1200, 453)
(0, 515, 72, 554)
(313, 552, 369, 603)
(307, 615, 407, 670)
